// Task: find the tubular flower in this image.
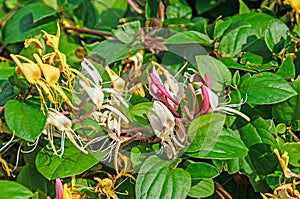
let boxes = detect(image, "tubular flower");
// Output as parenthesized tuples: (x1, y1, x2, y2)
(24, 37, 44, 56)
(199, 84, 250, 121)
(79, 59, 129, 111)
(43, 108, 88, 156)
(94, 177, 119, 199)
(11, 54, 76, 110)
(148, 101, 187, 159)
(149, 63, 185, 117)
(274, 148, 300, 178)
(187, 73, 250, 121)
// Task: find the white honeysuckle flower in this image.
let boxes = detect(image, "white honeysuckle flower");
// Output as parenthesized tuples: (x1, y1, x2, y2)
(44, 108, 88, 156)
(80, 59, 129, 110)
(148, 101, 186, 159)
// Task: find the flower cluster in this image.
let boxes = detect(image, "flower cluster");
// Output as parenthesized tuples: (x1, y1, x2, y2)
(11, 23, 88, 111)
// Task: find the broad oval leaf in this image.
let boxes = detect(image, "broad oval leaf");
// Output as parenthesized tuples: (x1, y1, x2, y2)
(214, 13, 281, 39)
(35, 142, 100, 180)
(281, 143, 300, 167)
(219, 26, 258, 57)
(136, 156, 191, 199)
(276, 55, 296, 79)
(265, 20, 289, 54)
(188, 178, 214, 198)
(239, 117, 278, 192)
(4, 100, 46, 142)
(3, 3, 58, 44)
(17, 164, 47, 193)
(164, 31, 211, 45)
(0, 180, 33, 199)
(187, 113, 248, 159)
(196, 55, 232, 92)
(186, 162, 219, 179)
(272, 76, 300, 125)
(239, 72, 297, 105)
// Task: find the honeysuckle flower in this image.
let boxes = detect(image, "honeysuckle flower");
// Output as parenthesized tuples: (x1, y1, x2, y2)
(94, 177, 119, 199)
(261, 181, 300, 199)
(42, 23, 60, 53)
(24, 37, 44, 56)
(105, 66, 125, 92)
(148, 101, 186, 159)
(44, 108, 88, 156)
(79, 59, 129, 112)
(11, 54, 76, 110)
(56, 179, 63, 199)
(149, 63, 185, 117)
(274, 148, 300, 178)
(199, 84, 250, 121)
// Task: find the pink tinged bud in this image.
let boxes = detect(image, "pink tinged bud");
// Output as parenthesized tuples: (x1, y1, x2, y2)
(149, 73, 179, 106)
(204, 73, 212, 90)
(55, 179, 63, 199)
(46, 197, 51, 199)
(199, 85, 210, 115)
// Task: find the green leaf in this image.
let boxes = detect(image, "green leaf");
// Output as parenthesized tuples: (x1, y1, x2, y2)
(187, 113, 248, 159)
(281, 143, 300, 167)
(239, 72, 297, 105)
(164, 31, 211, 45)
(17, 164, 47, 193)
(0, 62, 14, 80)
(0, 180, 33, 199)
(220, 57, 257, 73)
(129, 102, 153, 126)
(272, 76, 300, 125)
(265, 21, 289, 54)
(214, 13, 280, 39)
(3, 3, 58, 44)
(188, 178, 214, 198)
(186, 162, 219, 179)
(166, 1, 192, 20)
(136, 156, 191, 199)
(163, 43, 207, 66)
(0, 79, 16, 106)
(240, 52, 278, 72)
(4, 100, 46, 142)
(276, 55, 296, 79)
(88, 40, 142, 65)
(92, 0, 127, 29)
(196, 55, 232, 92)
(239, 0, 250, 14)
(195, 0, 225, 15)
(35, 142, 100, 180)
(239, 117, 278, 192)
(219, 26, 258, 57)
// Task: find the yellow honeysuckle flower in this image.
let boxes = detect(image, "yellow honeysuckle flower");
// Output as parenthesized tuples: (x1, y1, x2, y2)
(129, 83, 145, 97)
(11, 54, 42, 85)
(11, 54, 76, 110)
(24, 37, 44, 56)
(105, 66, 125, 91)
(0, 157, 12, 177)
(94, 177, 119, 199)
(63, 183, 73, 199)
(274, 148, 290, 177)
(42, 23, 60, 52)
(33, 53, 60, 86)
